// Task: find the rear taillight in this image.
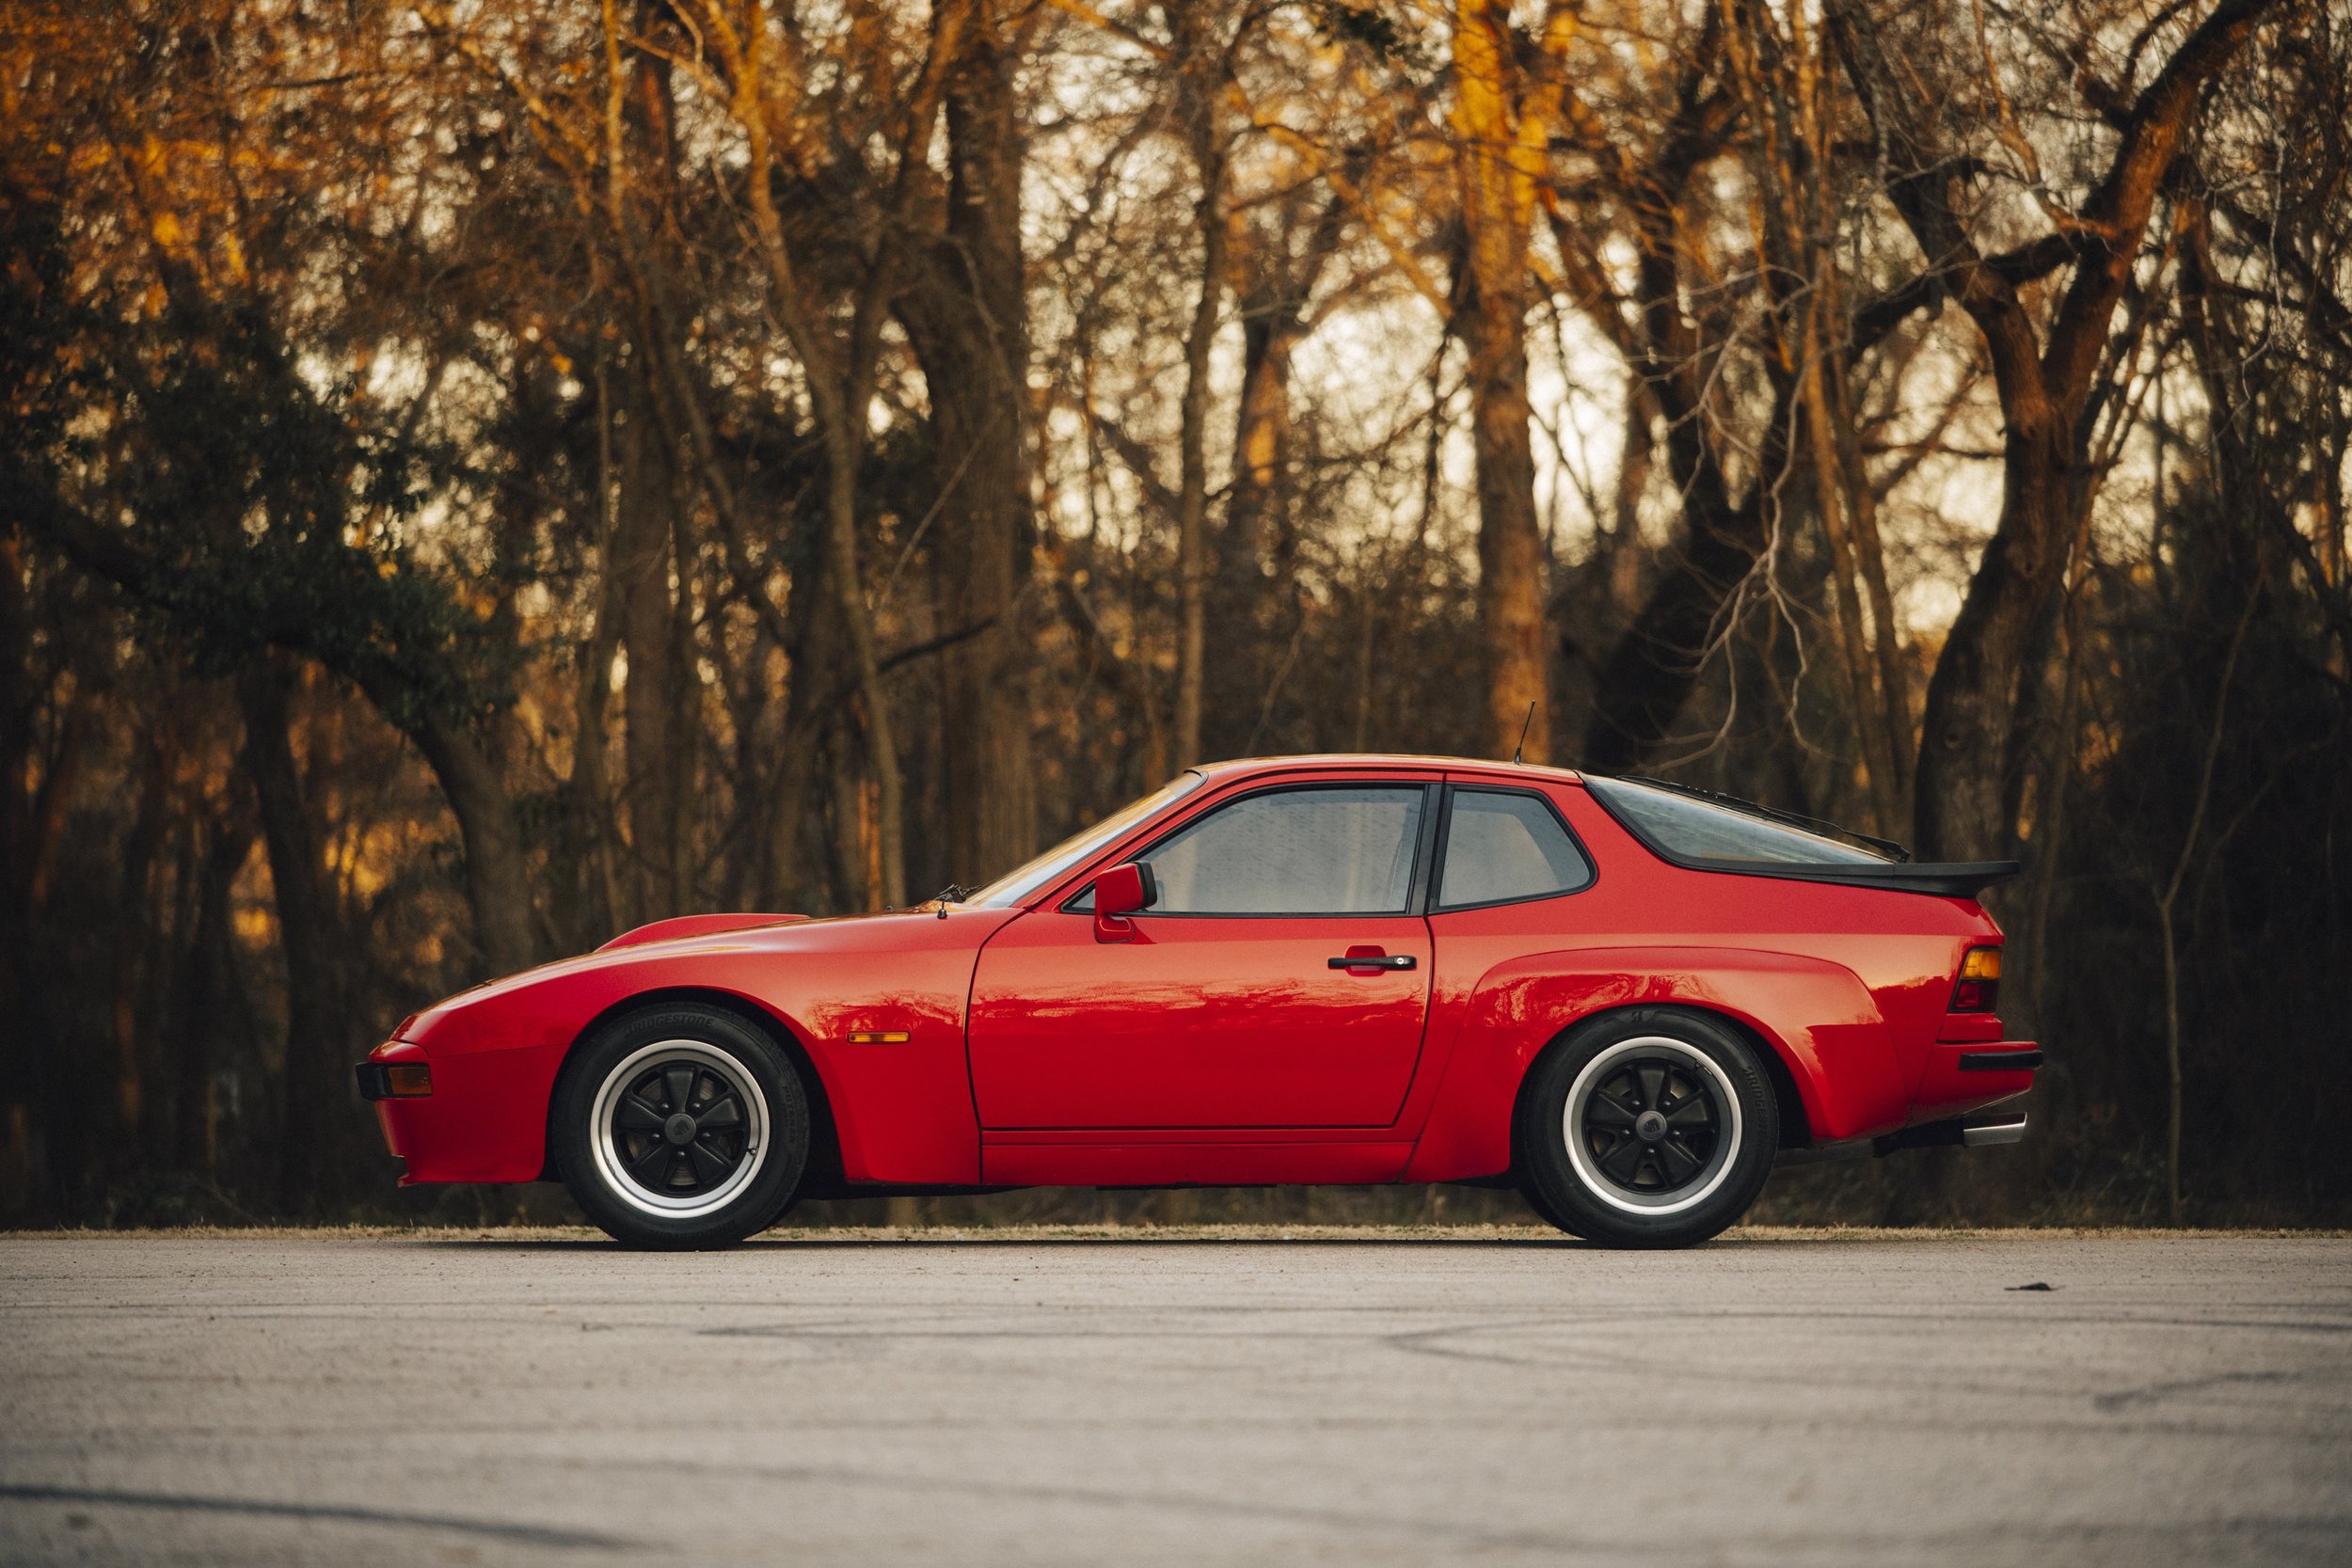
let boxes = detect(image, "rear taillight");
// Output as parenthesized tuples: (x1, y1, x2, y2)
(1950, 946, 2002, 1013)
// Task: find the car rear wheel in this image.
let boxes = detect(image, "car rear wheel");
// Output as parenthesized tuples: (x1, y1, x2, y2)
(553, 1004, 809, 1249)
(1517, 1007, 1777, 1248)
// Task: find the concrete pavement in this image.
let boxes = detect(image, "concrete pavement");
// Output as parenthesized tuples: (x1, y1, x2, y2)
(1, 1227, 2346, 1565)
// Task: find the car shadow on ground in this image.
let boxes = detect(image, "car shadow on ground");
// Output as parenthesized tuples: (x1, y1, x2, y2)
(412, 1232, 1603, 1251)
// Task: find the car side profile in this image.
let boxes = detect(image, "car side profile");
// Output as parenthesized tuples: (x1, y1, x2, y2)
(358, 755, 2042, 1248)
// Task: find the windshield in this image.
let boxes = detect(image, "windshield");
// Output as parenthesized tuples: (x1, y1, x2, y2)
(1585, 776, 1889, 865)
(966, 772, 1206, 908)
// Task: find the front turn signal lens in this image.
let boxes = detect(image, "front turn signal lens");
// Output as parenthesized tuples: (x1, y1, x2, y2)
(1950, 946, 2003, 1013)
(384, 1063, 433, 1097)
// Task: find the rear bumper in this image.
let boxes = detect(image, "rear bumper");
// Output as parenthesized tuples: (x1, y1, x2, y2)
(1913, 1038, 2041, 1122)
(1958, 1048, 2043, 1072)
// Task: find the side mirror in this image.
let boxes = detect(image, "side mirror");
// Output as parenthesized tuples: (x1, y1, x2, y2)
(1091, 860, 1158, 941)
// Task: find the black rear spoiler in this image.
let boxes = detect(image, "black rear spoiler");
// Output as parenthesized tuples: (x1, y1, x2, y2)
(1580, 774, 2019, 899)
(1682, 859, 2023, 900)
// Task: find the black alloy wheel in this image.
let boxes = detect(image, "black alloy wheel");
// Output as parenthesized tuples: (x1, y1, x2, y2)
(553, 1003, 810, 1250)
(1577, 1053, 1725, 1199)
(609, 1057, 755, 1200)
(1516, 1006, 1778, 1248)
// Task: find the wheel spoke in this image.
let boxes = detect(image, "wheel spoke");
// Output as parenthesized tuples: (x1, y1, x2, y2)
(1667, 1095, 1715, 1128)
(1660, 1135, 1703, 1178)
(615, 1094, 665, 1132)
(687, 1137, 735, 1186)
(1597, 1132, 1645, 1184)
(627, 1135, 670, 1177)
(1585, 1089, 1638, 1128)
(662, 1067, 698, 1114)
(695, 1093, 742, 1132)
(1636, 1065, 1668, 1113)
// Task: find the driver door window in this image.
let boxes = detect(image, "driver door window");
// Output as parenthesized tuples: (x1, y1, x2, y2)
(1143, 786, 1426, 914)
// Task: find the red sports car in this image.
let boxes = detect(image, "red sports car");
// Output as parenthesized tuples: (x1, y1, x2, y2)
(358, 755, 2040, 1247)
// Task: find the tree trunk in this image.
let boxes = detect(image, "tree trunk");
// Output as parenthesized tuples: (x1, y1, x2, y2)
(1555, 37, 1756, 772)
(825, 714, 878, 911)
(1208, 301, 1295, 761)
(1722, 0, 1913, 832)
(407, 712, 537, 978)
(814, 435, 908, 911)
(1207, 194, 1345, 761)
(1910, 413, 2071, 858)
(723, 0, 932, 911)
(171, 815, 252, 1179)
(612, 367, 692, 912)
(1826, 354, 1914, 798)
(1581, 443, 1775, 772)
(910, 4, 1037, 886)
(759, 546, 830, 913)
(1173, 110, 1226, 770)
(237, 658, 346, 1215)
(107, 737, 169, 1169)
(0, 527, 34, 1212)
(574, 342, 629, 942)
(1451, 0, 1557, 764)
(1823, 0, 2279, 859)
(1799, 332, 1905, 837)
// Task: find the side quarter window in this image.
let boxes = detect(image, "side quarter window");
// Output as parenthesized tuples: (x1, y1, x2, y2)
(1437, 789, 1593, 909)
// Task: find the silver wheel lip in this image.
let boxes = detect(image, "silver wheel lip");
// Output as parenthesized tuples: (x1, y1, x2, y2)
(589, 1039, 770, 1220)
(1562, 1035, 1743, 1216)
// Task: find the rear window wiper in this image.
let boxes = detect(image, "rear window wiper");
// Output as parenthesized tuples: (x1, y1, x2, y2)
(1617, 776, 1913, 863)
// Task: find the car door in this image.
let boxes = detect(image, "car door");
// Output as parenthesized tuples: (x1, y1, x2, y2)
(967, 782, 1438, 1129)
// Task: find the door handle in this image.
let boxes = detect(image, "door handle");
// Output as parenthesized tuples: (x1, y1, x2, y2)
(1327, 954, 1415, 971)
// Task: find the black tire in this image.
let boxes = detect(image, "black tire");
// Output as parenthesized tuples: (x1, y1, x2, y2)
(1515, 1175, 1583, 1237)
(1516, 1006, 1777, 1248)
(552, 1004, 810, 1250)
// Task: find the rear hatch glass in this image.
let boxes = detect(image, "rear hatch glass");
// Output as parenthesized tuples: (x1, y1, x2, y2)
(1584, 776, 1891, 865)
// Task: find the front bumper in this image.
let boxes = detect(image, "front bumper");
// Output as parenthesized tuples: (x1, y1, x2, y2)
(355, 1060, 430, 1100)
(357, 1038, 563, 1184)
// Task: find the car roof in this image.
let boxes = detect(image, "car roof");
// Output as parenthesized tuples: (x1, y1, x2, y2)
(1191, 753, 1587, 788)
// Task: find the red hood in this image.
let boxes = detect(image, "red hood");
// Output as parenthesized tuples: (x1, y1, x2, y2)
(394, 903, 1016, 1055)
(596, 912, 813, 950)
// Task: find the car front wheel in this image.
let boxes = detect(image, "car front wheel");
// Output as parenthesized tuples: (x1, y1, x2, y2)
(553, 1004, 809, 1249)
(1517, 1007, 1777, 1248)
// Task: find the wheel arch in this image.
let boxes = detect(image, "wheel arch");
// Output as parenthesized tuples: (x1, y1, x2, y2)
(540, 986, 844, 1189)
(1504, 1003, 1812, 1178)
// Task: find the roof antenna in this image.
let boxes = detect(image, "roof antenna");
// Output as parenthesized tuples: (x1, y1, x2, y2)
(1510, 701, 1535, 766)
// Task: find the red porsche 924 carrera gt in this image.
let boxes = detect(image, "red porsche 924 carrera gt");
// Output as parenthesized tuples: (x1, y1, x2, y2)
(358, 755, 2041, 1248)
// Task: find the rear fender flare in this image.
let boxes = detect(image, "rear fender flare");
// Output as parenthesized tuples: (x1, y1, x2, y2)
(1402, 946, 1907, 1182)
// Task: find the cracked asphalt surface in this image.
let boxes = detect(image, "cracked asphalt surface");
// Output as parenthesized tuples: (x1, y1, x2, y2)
(2, 1227, 2346, 1566)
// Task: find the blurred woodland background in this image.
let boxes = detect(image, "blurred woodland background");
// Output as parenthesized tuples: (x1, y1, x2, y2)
(2, 0, 2347, 1228)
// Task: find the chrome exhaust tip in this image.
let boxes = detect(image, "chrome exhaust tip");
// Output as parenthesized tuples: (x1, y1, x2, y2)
(1961, 1113, 2028, 1147)
(1874, 1111, 2030, 1156)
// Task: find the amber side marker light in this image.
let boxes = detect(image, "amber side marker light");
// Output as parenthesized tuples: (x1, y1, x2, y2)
(848, 1030, 912, 1045)
(385, 1063, 433, 1097)
(1950, 946, 2002, 1013)
(356, 1059, 432, 1101)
